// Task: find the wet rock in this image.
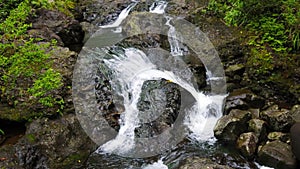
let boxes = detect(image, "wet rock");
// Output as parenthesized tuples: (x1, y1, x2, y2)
(0, 145, 22, 168)
(248, 119, 268, 142)
(212, 152, 259, 169)
(290, 105, 300, 122)
(257, 140, 297, 169)
(225, 88, 265, 114)
(236, 132, 258, 159)
(14, 114, 97, 169)
(135, 80, 181, 137)
(290, 122, 300, 161)
(78, 0, 131, 26)
(29, 9, 84, 50)
(248, 109, 260, 119)
(267, 132, 290, 143)
(225, 64, 245, 80)
(260, 106, 295, 132)
(214, 109, 252, 143)
(178, 157, 234, 169)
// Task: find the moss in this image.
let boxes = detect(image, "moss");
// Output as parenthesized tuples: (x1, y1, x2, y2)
(26, 134, 36, 143)
(61, 152, 89, 168)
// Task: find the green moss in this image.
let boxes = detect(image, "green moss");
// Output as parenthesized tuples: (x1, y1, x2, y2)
(247, 48, 274, 76)
(61, 152, 89, 167)
(26, 133, 36, 143)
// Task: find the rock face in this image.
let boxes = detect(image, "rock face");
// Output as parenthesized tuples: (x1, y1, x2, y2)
(214, 109, 252, 143)
(0, 114, 97, 169)
(236, 132, 258, 159)
(178, 157, 234, 169)
(257, 140, 297, 169)
(29, 9, 84, 51)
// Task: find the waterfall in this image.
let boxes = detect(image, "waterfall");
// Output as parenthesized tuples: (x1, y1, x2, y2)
(95, 0, 226, 159)
(97, 47, 226, 156)
(149, 0, 168, 14)
(165, 16, 184, 56)
(150, 1, 184, 56)
(100, 2, 138, 28)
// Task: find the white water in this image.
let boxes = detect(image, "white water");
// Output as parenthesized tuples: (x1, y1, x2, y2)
(100, 2, 138, 28)
(142, 160, 168, 169)
(96, 0, 226, 157)
(149, 0, 168, 14)
(165, 16, 184, 56)
(97, 47, 226, 156)
(150, 1, 184, 56)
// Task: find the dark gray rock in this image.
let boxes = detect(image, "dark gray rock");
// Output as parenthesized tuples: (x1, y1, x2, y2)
(30, 9, 84, 50)
(260, 105, 295, 132)
(257, 140, 297, 169)
(178, 157, 234, 169)
(248, 119, 268, 142)
(214, 109, 252, 143)
(13, 114, 97, 169)
(225, 88, 265, 114)
(291, 105, 300, 122)
(290, 122, 300, 161)
(236, 132, 258, 159)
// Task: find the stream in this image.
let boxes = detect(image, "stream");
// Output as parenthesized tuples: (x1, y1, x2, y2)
(73, 1, 274, 168)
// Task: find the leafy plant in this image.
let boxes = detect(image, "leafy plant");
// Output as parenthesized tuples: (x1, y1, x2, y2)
(0, 0, 69, 116)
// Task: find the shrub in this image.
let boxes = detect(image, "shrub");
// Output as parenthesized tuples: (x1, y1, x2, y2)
(0, 0, 76, 118)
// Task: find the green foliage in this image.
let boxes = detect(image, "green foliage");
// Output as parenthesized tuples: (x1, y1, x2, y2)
(247, 48, 274, 75)
(30, 0, 75, 15)
(0, 0, 24, 21)
(207, 0, 300, 51)
(207, 0, 300, 86)
(0, 0, 66, 115)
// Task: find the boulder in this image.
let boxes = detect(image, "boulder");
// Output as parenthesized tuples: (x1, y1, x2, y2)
(0, 114, 97, 169)
(290, 122, 300, 161)
(290, 105, 300, 122)
(248, 119, 268, 142)
(258, 140, 297, 169)
(260, 106, 295, 132)
(29, 9, 84, 50)
(225, 89, 265, 114)
(214, 109, 252, 143)
(236, 132, 258, 159)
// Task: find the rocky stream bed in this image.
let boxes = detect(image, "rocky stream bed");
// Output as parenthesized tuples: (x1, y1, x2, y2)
(0, 0, 299, 169)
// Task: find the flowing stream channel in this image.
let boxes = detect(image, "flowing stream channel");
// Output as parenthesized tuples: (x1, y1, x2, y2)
(74, 1, 272, 168)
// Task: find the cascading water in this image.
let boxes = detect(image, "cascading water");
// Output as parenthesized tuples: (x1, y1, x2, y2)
(149, 0, 168, 14)
(73, 0, 277, 168)
(96, 0, 226, 162)
(100, 1, 138, 30)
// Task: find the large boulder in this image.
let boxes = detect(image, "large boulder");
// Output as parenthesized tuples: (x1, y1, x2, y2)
(257, 140, 297, 169)
(290, 122, 300, 161)
(29, 9, 84, 51)
(290, 105, 300, 122)
(260, 105, 295, 132)
(0, 114, 97, 169)
(214, 109, 252, 143)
